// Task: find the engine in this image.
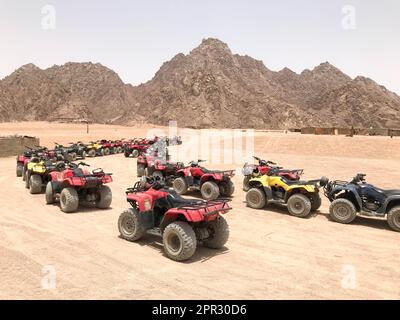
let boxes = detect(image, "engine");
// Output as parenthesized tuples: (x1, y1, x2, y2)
(362, 196, 380, 212)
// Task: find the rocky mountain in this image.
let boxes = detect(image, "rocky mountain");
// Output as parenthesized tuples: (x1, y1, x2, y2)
(1, 38, 399, 129)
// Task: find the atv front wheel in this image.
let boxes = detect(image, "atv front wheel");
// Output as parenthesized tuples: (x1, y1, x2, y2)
(117, 147, 123, 153)
(71, 152, 77, 161)
(45, 182, 56, 204)
(118, 208, 146, 241)
(88, 149, 96, 157)
(201, 181, 220, 200)
(81, 151, 86, 159)
(309, 193, 322, 212)
(103, 148, 110, 156)
(173, 177, 188, 195)
(246, 188, 266, 209)
(60, 188, 79, 213)
(219, 180, 235, 197)
(96, 185, 112, 209)
(131, 149, 140, 158)
(22, 166, 26, 181)
(287, 194, 312, 218)
(329, 198, 357, 224)
(124, 150, 130, 157)
(203, 216, 229, 249)
(137, 164, 145, 177)
(29, 174, 43, 194)
(16, 164, 23, 177)
(163, 221, 197, 261)
(387, 206, 400, 232)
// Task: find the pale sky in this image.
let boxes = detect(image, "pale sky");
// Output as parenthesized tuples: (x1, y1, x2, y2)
(0, 0, 399, 93)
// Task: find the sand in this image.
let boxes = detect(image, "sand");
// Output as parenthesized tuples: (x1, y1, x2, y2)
(0, 121, 399, 299)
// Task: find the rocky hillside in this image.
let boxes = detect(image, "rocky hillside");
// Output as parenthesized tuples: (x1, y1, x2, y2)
(1, 38, 399, 129)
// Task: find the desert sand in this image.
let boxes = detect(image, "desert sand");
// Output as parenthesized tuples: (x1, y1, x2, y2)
(0, 122, 399, 300)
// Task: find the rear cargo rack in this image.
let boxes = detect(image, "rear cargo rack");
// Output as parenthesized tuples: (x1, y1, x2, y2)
(176, 200, 232, 216)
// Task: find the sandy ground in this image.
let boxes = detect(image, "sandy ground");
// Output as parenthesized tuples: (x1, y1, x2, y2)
(0, 121, 400, 300)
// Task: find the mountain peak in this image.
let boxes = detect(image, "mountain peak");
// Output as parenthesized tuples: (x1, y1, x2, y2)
(190, 38, 232, 56)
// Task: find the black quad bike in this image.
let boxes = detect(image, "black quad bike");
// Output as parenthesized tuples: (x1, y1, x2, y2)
(324, 173, 400, 232)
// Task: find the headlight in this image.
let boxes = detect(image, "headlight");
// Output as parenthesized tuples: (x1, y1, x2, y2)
(242, 165, 253, 176)
(144, 199, 151, 211)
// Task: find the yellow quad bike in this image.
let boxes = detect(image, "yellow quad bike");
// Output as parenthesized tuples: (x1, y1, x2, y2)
(246, 174, 328, 218)
(24, 158, 63, 194)
(86, 141, 104, 157)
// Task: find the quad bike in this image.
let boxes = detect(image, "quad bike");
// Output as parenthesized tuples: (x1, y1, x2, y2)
(136, 154, 184, 183)
(113, 139, 125, 153)
(86, 141, 104, 158)
(242, 156, 303, 191)
(98, 140, 117, 155)
(246, 170, 328, 218)
(19, 146, 59, 180)
(24, 157, 64, 194)
(173, 160, 235, 200)
(324, 173, 400, 232)
(124, 139, 152, 158)
(66, 142, 87, 160)
(54, 142, 77, 161)
(45, 162, 113, 213)
(118, 177, 231, 261)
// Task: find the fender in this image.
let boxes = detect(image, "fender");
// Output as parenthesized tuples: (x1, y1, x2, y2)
(330, 185, 363, 210)
(382, 195, 400, 214)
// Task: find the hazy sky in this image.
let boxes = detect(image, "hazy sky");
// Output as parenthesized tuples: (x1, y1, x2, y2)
(0, 0, 399, 93)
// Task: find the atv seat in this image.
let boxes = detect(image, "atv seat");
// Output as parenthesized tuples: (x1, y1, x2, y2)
(280, 177, 318, 186)
(73, 168, 85, 177)
(167, 190, 204, 207)
(198, 166, 225, 174)
(375, 188, 400, 196)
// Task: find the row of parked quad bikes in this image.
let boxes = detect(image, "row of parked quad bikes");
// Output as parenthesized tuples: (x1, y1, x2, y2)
(15, 143, 400, 261)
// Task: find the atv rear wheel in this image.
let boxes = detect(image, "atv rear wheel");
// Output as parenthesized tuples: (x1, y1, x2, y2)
(242, 176, 251, 192)
(45, 182, 56, 204)
(81, 151, 86, 159)
(309, 193, 322, 212)
(173, 177, 188, 195)
(387, 206, 400, 232)
(163, 221, 197, 261)
(219, 180, 235, 197)
(29, 174, 43, 194)
(131, 149, 140, 158)
(203, 216, 229, 249)
(88, 149, 96, 157)
(22, 166, 26, 181)
(124, 150, 130, 157)
(246, 188, 266, 209)
(118, 208, 146, 241)
(117, 147, 123, 153)
(287, 194, 312, 218)
(96, 185, 112, 209)
(137, 164, 145, 177)
(16, 164, 23, 177)
(60, 188, 79, 213)
(71, 152, 77, 161)
(201, 181, 220, 200)
(103, 148, 110, 156)
(329, 198, 357, 224)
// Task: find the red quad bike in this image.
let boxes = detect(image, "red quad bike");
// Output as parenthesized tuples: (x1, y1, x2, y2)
(98, 139, 117, 155)
(242, 156, 303, 191)
(173, 160, 235, 200)
(45, 162, 113, 213)
(136, 154, 184, 182)
(124, 138, 152, 158)
(113, 139, 125, 153)
(118, 178, 231, 261)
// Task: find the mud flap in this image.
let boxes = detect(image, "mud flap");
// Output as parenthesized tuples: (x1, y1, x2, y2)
(139, 211, 155, 229)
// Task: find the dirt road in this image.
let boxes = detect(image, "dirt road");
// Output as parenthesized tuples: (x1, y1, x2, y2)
(1, 122, 399, 299)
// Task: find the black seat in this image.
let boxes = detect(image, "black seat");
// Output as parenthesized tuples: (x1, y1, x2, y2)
(167, 190, 204, 207)
(198, 166, 224, 174)
(73, 168, 85, 177)
(375, 188, 400, 197)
